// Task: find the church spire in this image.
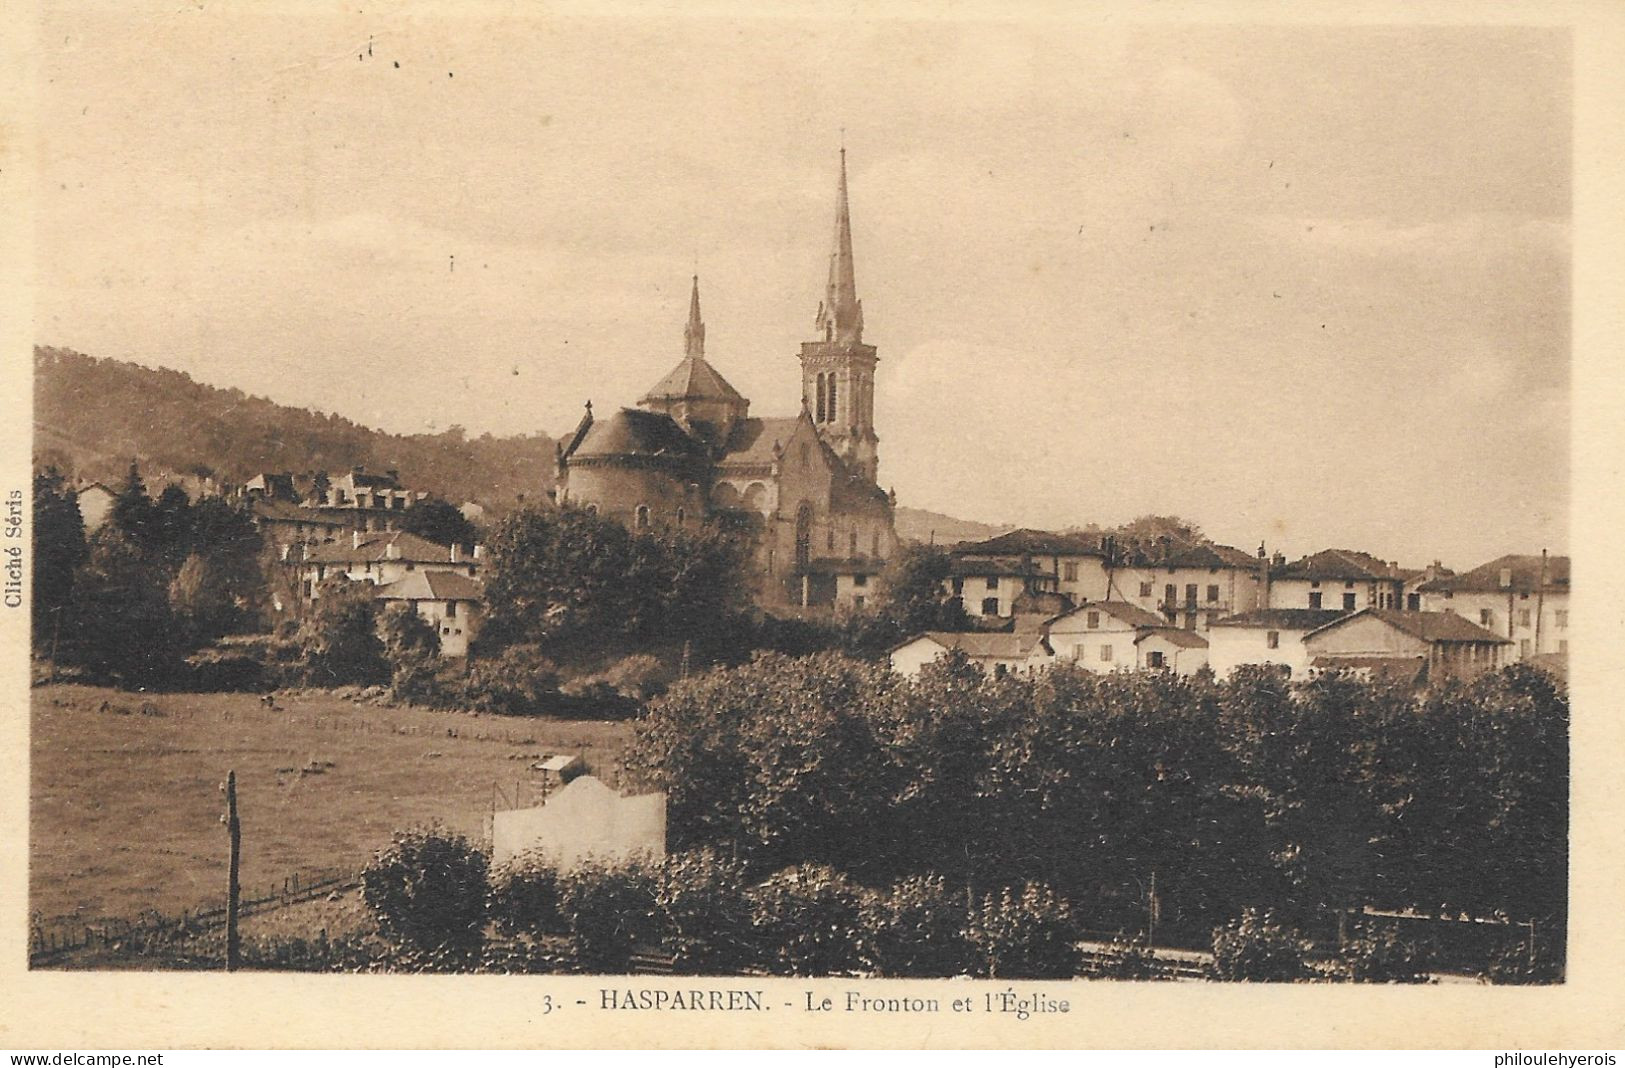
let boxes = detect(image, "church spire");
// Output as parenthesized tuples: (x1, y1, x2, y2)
(683, 274, 706, 358)
(815, 148, 863, 345)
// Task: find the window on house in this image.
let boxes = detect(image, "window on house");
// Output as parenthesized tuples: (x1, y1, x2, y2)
(1407, 593, 1421, 610)
(1099, 644, 1113, 663)
(676, 508, 685, 526)
(1063, 562, 1079, 582)
(987, 576, 999, 590)
(302, 580, 313, 598)
(1311, 580, 1320, 588)
(1206, 584, 1219, 603)
(1266, 630, 1280, 649)
(849, 531, 858, 556)
(981, 597, 999, 616)
(316, 565, 326, 581)
(635, 505, 650, 529)
(406, 562, 416, 571)
(993, 663, 1007, 678)
(1480, 609, 1494, 626)
(827, 530, 835, 551)
(1086, 611, 1100, 629)
(872, 532, 881, 557)
(1185, 584, 1198, 604)
(1345, 580, 1355, 589)
(1556, 610, 1568, 629)
(1164, 583, 1176, 607)
(1308, 592, 1322, 609)
(1519, 609, 1532, 627)
(952, 578, 964, 595)
(1342, 592, 1357, 610)
(446, 601, 457, 618)
(854, 595, 865, 610)
(854, 574, 868, 587)
(1140, 582, 1154, 598)
(1147, 651, 1165, 669)
(1519, 638, 1531, 658)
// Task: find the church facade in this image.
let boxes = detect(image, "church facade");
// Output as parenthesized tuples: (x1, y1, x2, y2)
(555, 151, 898, 610)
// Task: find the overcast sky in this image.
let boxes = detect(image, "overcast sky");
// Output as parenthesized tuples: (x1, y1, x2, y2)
(33, 8, 1570, 567)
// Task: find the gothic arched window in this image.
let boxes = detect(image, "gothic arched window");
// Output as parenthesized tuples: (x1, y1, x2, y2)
(635, 504, 650, 530)
(816, 374, 827, 423)
(827, 375, 839, 424)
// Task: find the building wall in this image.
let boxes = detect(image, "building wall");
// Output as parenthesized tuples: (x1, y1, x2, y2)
(1268, 577, 1401, 613)
(890, 637, 951, 678)
(563, 462, 707, 531)
(1136, 634, 1209, 674)
(1113, 565, 1266, 630)
(1207, 625, 1319, 678)
(301, 558, 476, 599)
(1046, 613, 1138, 671)
(491, 777, 666, 870)
(388, 597, 480, 658)
(949, 573, 1027, 618)
(1305, 616, 1503, 681)
(1418, 589, 1570, 660)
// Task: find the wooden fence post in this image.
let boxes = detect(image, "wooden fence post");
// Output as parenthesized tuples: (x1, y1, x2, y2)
(225, 769, 241, 972)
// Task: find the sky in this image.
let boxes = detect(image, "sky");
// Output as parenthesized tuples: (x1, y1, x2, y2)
(31, 7, 1571, 567)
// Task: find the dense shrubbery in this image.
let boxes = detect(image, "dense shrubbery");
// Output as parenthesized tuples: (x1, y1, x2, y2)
(627, 653, 1569, 956)
(1210, 909, 1315, 982)
(361, 828, 489, 963)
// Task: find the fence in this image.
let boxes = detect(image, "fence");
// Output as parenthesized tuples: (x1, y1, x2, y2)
(29, 866, 362, 966)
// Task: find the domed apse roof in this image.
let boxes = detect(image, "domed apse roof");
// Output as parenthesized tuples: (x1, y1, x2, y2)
(570, 408, 709, 463)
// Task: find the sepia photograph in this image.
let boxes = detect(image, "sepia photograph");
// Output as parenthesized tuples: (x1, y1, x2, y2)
(4, 0, 1617, 1051)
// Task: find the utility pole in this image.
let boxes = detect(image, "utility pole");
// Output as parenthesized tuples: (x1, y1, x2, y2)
(1146, 870, 1158, 950)
(223, 770, 241, 972)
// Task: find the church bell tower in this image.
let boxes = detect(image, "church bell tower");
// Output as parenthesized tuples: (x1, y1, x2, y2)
(799, 148, 880, 483)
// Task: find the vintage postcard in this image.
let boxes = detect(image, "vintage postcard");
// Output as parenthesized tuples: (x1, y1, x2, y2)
(2, 0, 1622, 1051)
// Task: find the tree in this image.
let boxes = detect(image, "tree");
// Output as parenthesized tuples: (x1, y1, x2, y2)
(379, 602, 442, 703)
(362, 828, 489, 963)
(31, 468, 85, 652)
(299, 579, 388, 686)
(398, 497, 477, 549)
(875, 542, 967, 636)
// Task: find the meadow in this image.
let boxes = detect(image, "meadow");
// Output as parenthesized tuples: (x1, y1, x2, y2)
(29, 684, 634, 930)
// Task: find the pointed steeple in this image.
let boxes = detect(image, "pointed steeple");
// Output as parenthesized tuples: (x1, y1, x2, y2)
(815, 148, 863, 345)
(684, 274, 706, 358)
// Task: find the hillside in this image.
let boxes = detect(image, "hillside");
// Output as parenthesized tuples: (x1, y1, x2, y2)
(33, 347, 556, 510)
(893, 506, 1008, 547)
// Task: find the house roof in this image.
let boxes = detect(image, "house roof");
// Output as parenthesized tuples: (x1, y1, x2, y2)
(568, 408, 709, 465)
(303, 530, 461, 564)
(1415, 553, 1570, 594)
(1274, 549, 1406, 582)
(639, 355, 747, 405)
(1055, 600, 1170, 629)
(373, 570, 484, 602)
(1304, 608, 1511, 644)
(1158, 542, 1263, 571)
(1211, 608, 1351, 631)
(716, 416, 803, 467)
(1136, 627, 1210, 649)
(899, 630, 1049, 660)
(954, 528, 1106, 558)
(948, 557, 1048, 578)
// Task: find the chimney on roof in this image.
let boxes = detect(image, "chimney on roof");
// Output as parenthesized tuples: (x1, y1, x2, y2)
(472, 544, 484, 561)
(451, 543, 462, 563)
(352, 529, 362, 550)
(386, 541, 399, 560)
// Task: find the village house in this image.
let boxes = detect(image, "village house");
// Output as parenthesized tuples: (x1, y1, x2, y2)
(1206, 607, 1349, 678)
(1302, 608, 1510, 683)
(298, 529, 482, 601)
(888, 630, 1053, 679)
(1108, 541, 1269, 632)
(1267, 549, 1409, 613)
(1135, 627, 1211, 675)
(946, 556, 1060, 620)
(553, 151, 898, 612)
(1414, 553, 1569, 662)
(372, 569, 484, 657)
(1044, 600, 1200, 673)
(309, 466, 423, 533)
(947, 529, 1111, 610)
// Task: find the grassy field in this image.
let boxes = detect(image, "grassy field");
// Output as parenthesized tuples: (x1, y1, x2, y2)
(30, 684, 635, 931)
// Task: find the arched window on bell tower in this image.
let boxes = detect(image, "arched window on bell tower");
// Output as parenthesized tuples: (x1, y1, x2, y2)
(816, 373, 827, 423)
(828, 374, 838, 425)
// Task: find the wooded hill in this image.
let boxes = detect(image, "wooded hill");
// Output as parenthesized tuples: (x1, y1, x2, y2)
(33, 346, 557, 510)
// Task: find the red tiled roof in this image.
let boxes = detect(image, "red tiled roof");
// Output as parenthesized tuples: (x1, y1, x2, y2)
(302, 530, 461, 565)
(1057, 600, 1170, 629)
(1136, 627, 1209, 649)
(374, 570, 483, 602)
(900, 631, 1048, 659)
(954, 528, 1106, 558)
(1212, 608, 1350, 630)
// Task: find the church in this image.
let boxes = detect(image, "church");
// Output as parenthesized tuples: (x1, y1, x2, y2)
(554, 151, 899, 610)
